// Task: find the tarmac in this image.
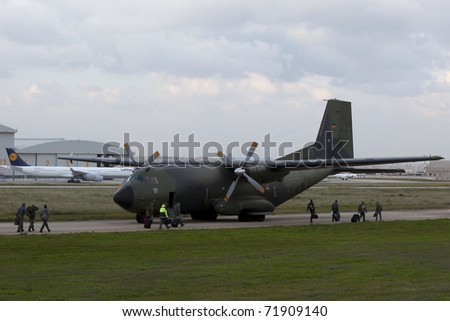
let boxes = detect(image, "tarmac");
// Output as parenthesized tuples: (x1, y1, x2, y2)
(1, 209, 449, 235)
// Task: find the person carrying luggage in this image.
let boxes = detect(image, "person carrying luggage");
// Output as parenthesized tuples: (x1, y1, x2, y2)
(374, 201, 383, 221)
(159, 203, 171, 229)
(144, 203, 153, 229)
(331, 200, 340, 222)
(358, 201, 368, 222)
(307, 199, 317, 223)
(170, 203, 185, 227)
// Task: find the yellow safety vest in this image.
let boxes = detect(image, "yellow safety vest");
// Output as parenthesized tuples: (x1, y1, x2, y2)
(159, 206, 168, 218)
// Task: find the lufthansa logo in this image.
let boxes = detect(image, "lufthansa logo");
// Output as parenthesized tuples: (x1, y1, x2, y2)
(9, 153, 17, 161)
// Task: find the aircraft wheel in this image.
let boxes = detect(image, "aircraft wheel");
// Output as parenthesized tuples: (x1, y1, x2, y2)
(191, 212, 218, 221)
(136, 213, 145, 224)
(238, 213, 251, 222)
(190, 213, 201, 220)
(206, 212, 218, 221)
(255, 215, 265, 222)
(239, 213, 265, 222)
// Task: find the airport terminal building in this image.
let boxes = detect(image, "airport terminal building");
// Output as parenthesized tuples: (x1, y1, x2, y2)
(0, 123, 123, 179)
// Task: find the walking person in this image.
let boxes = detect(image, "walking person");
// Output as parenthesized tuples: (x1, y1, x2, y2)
(26, 204, 38, 232)
(159, 203, 171, 229)
(16, 203, 26, 233)
(171, 202, 185, 227)
(358, 201, 368, 222)
(144, 202, 154, 229)
(331, 200, 340, 222)
(307, 199, 317, 223)
(374, 201, 383, 221)
(39, 204, 51, 233)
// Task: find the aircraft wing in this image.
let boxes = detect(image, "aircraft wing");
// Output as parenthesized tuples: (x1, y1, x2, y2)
(69, 168, 89, 180)
(58, 150, 161, 167)
(69, 168, 104, 182)
(266, 155, 443, 170)
(332, 167, 406, 174)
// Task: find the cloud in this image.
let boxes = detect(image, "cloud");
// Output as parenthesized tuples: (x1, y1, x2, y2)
(0, 1, 449, 158)
(23, 83, 41, 100)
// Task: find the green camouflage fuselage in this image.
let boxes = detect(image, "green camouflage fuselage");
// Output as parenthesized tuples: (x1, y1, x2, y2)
(115, 164, 332, 217)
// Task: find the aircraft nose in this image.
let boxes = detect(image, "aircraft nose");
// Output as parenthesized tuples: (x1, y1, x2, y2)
(113, 186, 134, 210)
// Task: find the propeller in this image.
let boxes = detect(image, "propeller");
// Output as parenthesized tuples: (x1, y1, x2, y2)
(218, 142, 265, 202)
(125, 143, 161, 166)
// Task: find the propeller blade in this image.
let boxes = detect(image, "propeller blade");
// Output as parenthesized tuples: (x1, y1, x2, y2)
(217, 150, 234, 167)
(243, 142, 258, 165)
(148, 151, 160, 163)
(243, 173, 265, 193)
(224, 177, 240, 201)
(124, 143, 137, 166)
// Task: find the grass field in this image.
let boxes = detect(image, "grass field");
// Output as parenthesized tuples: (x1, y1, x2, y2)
(0, 185, 124, 222)
(278, 182, 450, 213)
(1, 219, 449, 301)
(1, 179, 449, 222)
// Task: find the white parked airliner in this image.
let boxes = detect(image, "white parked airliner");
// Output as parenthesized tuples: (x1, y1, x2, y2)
(2, 148, 135, 182)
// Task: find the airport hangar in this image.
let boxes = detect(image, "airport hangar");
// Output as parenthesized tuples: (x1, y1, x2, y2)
(424, 160, 450, 180)
(0, 123, 124, 179)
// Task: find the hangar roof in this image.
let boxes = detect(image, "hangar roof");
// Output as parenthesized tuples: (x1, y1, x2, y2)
(0, 124, 17, 133)
(18, 140, 124, 155)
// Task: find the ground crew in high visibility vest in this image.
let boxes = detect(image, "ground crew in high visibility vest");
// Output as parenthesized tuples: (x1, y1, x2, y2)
(159, 204, 171, 229)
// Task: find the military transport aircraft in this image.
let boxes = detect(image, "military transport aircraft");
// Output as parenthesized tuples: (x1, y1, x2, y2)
(113, 99, 443, 222)
(3, 148, 135, 182)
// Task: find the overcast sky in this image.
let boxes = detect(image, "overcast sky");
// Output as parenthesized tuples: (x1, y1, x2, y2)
(1, 0, 449, 159)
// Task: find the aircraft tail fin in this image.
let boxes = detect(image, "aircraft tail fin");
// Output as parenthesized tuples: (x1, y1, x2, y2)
(6, 148, 29, 166)
(278, 99, 354, 161)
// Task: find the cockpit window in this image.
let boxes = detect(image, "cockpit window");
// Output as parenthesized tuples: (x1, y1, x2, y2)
(135, 175, 158, 184)
(137, 175, 147, 183)
(127, 175, 159, 185)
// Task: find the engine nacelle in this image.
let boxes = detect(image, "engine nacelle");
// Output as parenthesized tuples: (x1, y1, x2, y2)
(214, 197, 275, 215)
(83, 173, 103, 182)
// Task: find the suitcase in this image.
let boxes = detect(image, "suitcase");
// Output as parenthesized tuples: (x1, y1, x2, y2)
(144, 217, 153, 229)
(351, 214, 360, 222)
(333, 212, 340, 222)
(171, 217, 181, 227)
(312, 214, 318, 219)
